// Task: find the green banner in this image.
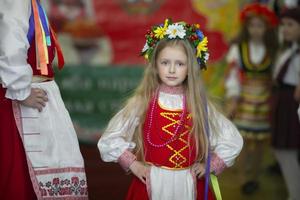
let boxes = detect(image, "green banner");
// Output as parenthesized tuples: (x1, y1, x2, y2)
(55, 66, 144, 143)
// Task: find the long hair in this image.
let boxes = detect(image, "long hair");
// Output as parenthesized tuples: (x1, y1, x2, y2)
(232, 16, 278, 60)
(121, 39, 212, 163)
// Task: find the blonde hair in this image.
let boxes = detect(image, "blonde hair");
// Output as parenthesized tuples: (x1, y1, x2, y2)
(122, 39, 212, 163)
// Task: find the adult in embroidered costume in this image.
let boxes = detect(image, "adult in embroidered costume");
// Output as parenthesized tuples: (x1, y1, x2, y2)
(98, 19, 243, 200)
(224, 3, 278, 195)
(0, 0, 88, 199)
(271, 7, 300, 200)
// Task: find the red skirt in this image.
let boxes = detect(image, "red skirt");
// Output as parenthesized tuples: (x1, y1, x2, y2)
(0, 86, 36, 200)
(125, 176, 215, 200)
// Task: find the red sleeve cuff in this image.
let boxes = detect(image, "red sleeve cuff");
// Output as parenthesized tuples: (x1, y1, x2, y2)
(210, 152, 226, 175)
(118, 150, 137, 171)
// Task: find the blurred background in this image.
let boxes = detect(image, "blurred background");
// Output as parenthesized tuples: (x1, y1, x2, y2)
(43, 0, 298, 199)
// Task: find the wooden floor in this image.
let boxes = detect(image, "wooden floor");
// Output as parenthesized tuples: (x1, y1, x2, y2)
(80, 143, 288, 200)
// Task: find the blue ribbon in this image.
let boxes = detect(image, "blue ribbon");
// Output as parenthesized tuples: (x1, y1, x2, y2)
(27, 9, 35, 43)
(37, 0, 51, 46)
(203, 94, 211, 200)
(27, 0, 51, 46)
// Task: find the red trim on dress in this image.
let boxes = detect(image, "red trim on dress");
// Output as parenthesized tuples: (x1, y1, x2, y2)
(118, 150, 137, 171)
(35, 167, 86, 175)
(143, 99, 197, 169)
(12, 101, 43, 199)
(210, 152, 226, 175)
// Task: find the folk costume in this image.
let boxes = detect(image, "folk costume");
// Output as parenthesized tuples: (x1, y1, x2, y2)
(225, 3, 278, 195)
(98, 85, 243, 200)
(271, 7, 300, 200)
(98, 19, 243, 200)
(225, 3, 278, 139)
(0, 0, 88, 199)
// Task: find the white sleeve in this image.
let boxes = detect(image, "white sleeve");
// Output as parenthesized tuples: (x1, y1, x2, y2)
(225, 45, 241, 98)
(209, 105, 243, 167)
(98, 108, 139, 163)
(226, 44, 240, 64)
(0, 0, 32, 100)
(225, 68, 241, 98)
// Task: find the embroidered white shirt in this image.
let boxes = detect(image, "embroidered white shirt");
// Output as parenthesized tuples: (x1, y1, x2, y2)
(98, 91, 243, 168)
(0, 0, 32, 100)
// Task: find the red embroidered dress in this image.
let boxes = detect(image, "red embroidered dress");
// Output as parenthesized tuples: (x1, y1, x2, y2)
(126, 93, 215, 200)
(143, 100, 197, 169)
(99, 86, 243, 200)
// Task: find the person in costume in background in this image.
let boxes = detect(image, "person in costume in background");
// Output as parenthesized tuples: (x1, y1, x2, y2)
(98, 19, 243, 200)
(271, 7, 300, 200)
(225, 3, 278, 195)
(0, 0, 88, 199)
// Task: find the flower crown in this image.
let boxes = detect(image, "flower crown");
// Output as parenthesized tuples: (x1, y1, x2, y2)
(141, 19, 209, 69)
(240, 3, 278, 27)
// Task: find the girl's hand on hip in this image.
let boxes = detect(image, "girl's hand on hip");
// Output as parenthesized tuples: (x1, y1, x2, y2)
(19, 88, 48, 112)
(129, 161, 149, 184)
(192, 163, 206, 178)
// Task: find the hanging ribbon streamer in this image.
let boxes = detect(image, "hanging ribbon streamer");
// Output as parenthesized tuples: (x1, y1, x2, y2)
(203, 95, 222, 200)
(210, 174, 222, 200)
(28, 0, 64, 75)
(31, 0, 48, 75)
(50, 28, 65, 69)
(37, 2, 51, 46)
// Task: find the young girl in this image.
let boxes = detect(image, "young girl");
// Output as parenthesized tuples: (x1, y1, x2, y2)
(225, 3, 278, 194)
(0, 0, 88, 199)
(98, 19, 243, 200)
(271, 7, 300, 199)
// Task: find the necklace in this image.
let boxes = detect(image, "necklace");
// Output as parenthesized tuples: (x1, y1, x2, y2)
(146, 88, 187, 148)
(241, 42, 271, 71)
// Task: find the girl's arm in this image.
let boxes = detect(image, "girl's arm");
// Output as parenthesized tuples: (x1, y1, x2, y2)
(98, 108, 139, 171)
(225, 45, 242, 98)
(209, 105, 243, 175)
(0, 0, 33, 100)
(225, 45, 242, 118)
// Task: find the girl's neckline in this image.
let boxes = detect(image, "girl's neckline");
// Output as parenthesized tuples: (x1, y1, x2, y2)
(159, 84, 184, 94)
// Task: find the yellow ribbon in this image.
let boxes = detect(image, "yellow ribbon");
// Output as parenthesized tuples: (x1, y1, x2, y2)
(210, 174, 222, 200)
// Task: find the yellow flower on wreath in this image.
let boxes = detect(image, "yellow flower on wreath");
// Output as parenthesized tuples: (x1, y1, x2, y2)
(154, 19, 169, 39)
(196, 37, 208, 57)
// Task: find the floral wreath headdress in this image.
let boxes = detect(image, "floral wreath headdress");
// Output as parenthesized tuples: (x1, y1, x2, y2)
(141, 19, 209, 70)
(240, 3, 278, 27)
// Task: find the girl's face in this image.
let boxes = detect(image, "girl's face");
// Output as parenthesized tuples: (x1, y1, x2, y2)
(247, 16, 267, 41)
(281, 18, 300, 42)
(156, 45, 188, 87)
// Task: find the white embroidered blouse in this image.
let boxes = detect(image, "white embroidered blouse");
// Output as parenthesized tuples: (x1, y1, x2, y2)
(0, 0, 32, 100)
(98, 89, 243, 174)
(225, 42, 267, 98)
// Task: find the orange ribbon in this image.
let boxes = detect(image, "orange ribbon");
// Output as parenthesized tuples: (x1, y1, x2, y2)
(31, 0, 48, 75)
(31, 0, 64, 74)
